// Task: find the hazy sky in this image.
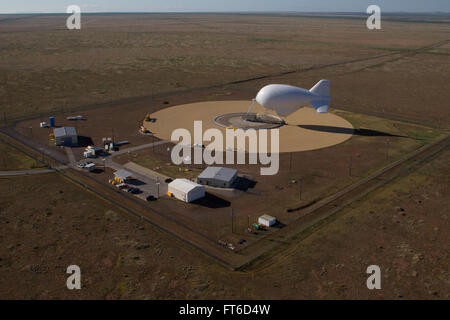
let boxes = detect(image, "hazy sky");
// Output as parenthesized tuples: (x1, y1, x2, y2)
(1, 0, 449, 14)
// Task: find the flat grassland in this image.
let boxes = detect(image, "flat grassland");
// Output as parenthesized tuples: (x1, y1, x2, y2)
(0, 13, 448, 299)
(0, 136, 45, 170)
(0, 147, 448, 299)
(0, 13, 449, 128)
(116, 111, 441, 250)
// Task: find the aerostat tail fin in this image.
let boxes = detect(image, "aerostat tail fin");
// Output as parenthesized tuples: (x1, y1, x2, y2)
(310, 100, 329, 113)
(309, 80, 330, 113)
(310, 79, 330, 97)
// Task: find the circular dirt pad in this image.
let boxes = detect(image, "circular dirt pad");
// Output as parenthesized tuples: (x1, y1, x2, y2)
(145, 101, 353, 153)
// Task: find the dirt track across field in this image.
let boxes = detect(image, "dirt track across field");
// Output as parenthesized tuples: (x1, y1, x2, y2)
(146, 100, 353, 153)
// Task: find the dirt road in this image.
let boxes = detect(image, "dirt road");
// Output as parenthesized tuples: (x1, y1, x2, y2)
(0, 169, 55, 176)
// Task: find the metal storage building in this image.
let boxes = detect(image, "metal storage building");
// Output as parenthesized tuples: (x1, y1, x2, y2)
(168, 179, 205, 203)
(54, 127, 78, 146)
(197, 166, 238, 188)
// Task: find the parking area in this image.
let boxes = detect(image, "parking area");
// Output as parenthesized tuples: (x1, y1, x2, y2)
(106, 161, 170, 201)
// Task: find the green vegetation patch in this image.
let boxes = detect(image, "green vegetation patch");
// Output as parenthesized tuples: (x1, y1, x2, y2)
(0, 140, 45, 171)
(133, 153, 201, 180)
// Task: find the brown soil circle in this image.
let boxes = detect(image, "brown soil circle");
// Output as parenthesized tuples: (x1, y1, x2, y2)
(144, 100, 354, 153)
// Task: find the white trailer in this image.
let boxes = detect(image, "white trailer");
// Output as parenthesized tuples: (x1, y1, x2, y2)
(84, 163, 96, 172)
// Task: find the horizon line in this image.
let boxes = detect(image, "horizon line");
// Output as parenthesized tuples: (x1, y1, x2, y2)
(1, 10, 450, 15)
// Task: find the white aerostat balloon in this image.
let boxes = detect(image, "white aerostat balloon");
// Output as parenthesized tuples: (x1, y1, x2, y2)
(255, 80, 330, 117)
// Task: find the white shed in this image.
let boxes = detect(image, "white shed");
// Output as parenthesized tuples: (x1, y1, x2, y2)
(168, 179, 205, 203)
(258, 214, 277, 227)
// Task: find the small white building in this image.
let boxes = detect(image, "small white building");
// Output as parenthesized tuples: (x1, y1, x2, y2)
(84, 146, 103, 158)
(84, 150, 95, 158)
(168, 179, 205, 203)
(258, 214, 277, 227)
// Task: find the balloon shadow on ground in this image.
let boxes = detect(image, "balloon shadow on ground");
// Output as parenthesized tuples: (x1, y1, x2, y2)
(298, 125, 407, 138)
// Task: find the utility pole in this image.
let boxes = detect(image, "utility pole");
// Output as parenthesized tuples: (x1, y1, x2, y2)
(231, 208, 234, 234)
(348, 154, 353, 177)
(289, 152, 293, 172)
(156, 177, 160, 197)
(386, 138, 390, 160)
(299, 180, 303, 200)
(61, 99, 66, 115)
(41, 150, 47, 168)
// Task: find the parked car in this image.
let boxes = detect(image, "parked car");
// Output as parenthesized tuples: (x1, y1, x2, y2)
(146, 195, 157, 202)
(165, 178, 173, 183)
(127, 187, 140, 194)
(77, 161, 93, 169)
